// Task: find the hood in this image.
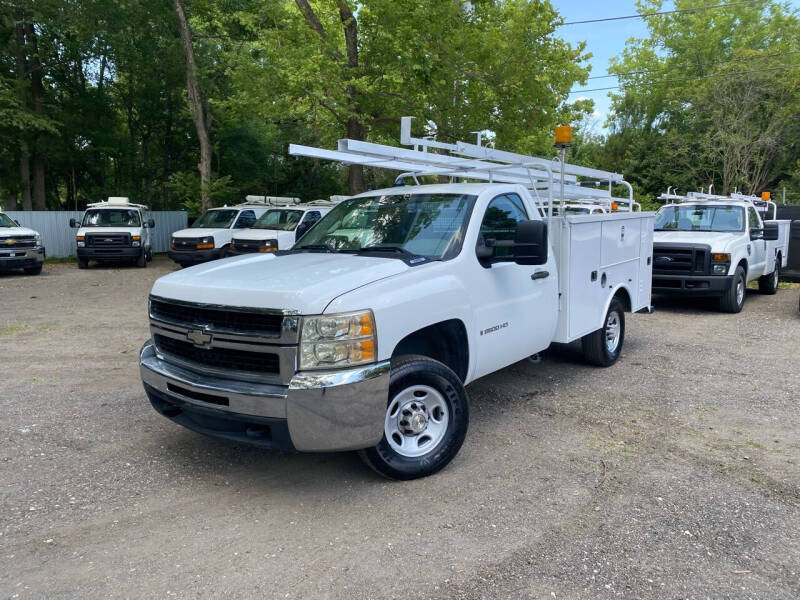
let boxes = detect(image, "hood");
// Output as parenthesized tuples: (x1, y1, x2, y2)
(653, 230, 742, 250)
(172, 228, 228, 239)
(151, 252, 409, 314)
(76, 226, 142, 236)
(232, 228, 294, 241)
(0, 225, 38, 237)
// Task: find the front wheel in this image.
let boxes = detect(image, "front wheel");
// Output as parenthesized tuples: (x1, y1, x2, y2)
(582, 297, 625, 367)
(720, 266, 746, 313)
(77, 258, 89, 269)
(24, 264, 43, 275)
(359, 355, 469, 480)
(136, 250, 147, 268)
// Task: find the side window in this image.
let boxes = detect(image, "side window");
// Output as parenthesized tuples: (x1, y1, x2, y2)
(302, 211, 321, 224)
(748, 207, 761, 231)
(235, 210, 256, 228)
(478, 194, 528, 258)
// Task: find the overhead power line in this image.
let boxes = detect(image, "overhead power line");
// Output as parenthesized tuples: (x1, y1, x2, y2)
(560, 0, 766, 26)
(586, 49, 800, 80)
(568, 64, 799, 94)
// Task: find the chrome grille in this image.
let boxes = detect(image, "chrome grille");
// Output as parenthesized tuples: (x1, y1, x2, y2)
(0, 236, 36, 248)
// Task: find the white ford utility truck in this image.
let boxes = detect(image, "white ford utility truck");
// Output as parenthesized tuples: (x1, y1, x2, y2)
(0, 210, 45, 275)
(69, 197, 154, 269)
(228, 199, 339, 256)
(653, 190, 790, 313)
(140, 119, 654, 479)
(168, 197, 297, 267)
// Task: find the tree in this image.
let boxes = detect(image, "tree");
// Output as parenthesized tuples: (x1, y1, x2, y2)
(173, 0, 213, 212)
(226, 0, 591, 193)
(605, 0, 800, 196)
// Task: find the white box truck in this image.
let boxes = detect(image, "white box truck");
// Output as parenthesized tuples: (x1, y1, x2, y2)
(140, 119, 654, 479)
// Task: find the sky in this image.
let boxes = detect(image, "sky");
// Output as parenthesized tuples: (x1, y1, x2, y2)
(551, 0, 800, 132)
(551, 0, 673, 131)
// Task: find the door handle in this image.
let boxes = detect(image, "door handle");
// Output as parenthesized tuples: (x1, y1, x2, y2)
(531, 270, 549, 280)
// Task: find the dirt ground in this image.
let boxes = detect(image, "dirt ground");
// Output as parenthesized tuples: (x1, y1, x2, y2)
(1, 256, 798, 599)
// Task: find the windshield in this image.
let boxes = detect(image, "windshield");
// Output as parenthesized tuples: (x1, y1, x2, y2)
(253, 209, 303, 231)
(82, 208, 141, 227)
(0, 213, 16, 227)
(296, 193, 476, 259)
(655, 205, 745, 232)
(192, 209, 238, 229)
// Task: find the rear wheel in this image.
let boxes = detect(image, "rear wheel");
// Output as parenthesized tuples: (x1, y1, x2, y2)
(758, 259, 779, 295)
(24, 264, 42, 275)
(582, 298, 625, 367)
(359, 355, 469, 480)
(720, 266, 746, 313)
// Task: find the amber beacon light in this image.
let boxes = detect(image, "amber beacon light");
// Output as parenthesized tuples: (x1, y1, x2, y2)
(761, 191, 771, 201)
(554, 125, 572, 148)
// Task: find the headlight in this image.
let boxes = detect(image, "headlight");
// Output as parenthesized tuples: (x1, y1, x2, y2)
(76, 235, 85, 248)
(197, 236, 214, 249)
(299, 310, 376, 370)
(711, 253, 730, 275)
(258, 239, 278, 253)
(34, 234, 42, 247)
(132, 235, 141, 247)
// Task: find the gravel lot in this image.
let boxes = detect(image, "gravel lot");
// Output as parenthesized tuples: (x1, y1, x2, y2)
(1, 257, 798, 599)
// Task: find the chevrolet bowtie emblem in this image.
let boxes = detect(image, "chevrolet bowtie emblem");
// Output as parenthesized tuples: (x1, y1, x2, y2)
(4, 239, 15, 245)
(186, 329, 212, 346)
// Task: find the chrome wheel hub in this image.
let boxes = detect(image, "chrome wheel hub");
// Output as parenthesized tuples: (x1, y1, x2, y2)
(385, 385, 449, 458)
(736, 279, 745, 305)
(605, 310, 621, 353)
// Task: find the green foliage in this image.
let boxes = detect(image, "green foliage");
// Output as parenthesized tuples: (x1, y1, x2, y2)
(603, 0, 800, 198)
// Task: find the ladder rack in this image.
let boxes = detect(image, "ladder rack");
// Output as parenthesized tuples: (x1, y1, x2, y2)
(289, 117, 635, 217)
(657, 188, 777, 220)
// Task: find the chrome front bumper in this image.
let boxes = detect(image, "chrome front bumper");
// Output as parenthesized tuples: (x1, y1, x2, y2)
(139, 341, 390, 452)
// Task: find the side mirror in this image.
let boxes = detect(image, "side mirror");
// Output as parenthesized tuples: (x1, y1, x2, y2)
(148, 218, 155, 228)
(749, 228, 764, 241)
(513, 220, 548, 266)
(762, 222, 779, 241)
(69, 218, 79, 228)
(13, 219, 20, 226)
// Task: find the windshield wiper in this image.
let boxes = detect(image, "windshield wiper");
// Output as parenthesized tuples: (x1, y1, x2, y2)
(297, 243, 335, 253)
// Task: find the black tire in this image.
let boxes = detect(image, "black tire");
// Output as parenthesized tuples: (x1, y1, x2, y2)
(136, 250, 147, 268)
(720, 265, 746, 313)
(77, 258, 89, 269)
(758, 258, 779, 295)
(582, 297, 625, 367)
(24, 264, 43, 275)
(359, 355, 469, 480)
(146, 249, 153, 262)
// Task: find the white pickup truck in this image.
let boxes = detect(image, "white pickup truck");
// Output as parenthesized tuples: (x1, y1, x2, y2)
(0, 211, 45, 275)
(653, 191, 790, 312)
(139, 124, 653, 479)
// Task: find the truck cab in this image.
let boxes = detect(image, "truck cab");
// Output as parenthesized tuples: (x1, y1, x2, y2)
(0, 211, 45, 275)
(652, 191, 789, 312)
(168, 201, 284, 267)
(69, 197, 154, 269)
(228, 201, 337, 256)
(140, 120, 654, 480)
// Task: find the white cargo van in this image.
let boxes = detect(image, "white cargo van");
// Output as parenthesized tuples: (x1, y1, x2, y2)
(140, 119, 654, 479)
(228, 200, 340, 255)
(168, 198, 297, 267)
(70, 197, 154, 269)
